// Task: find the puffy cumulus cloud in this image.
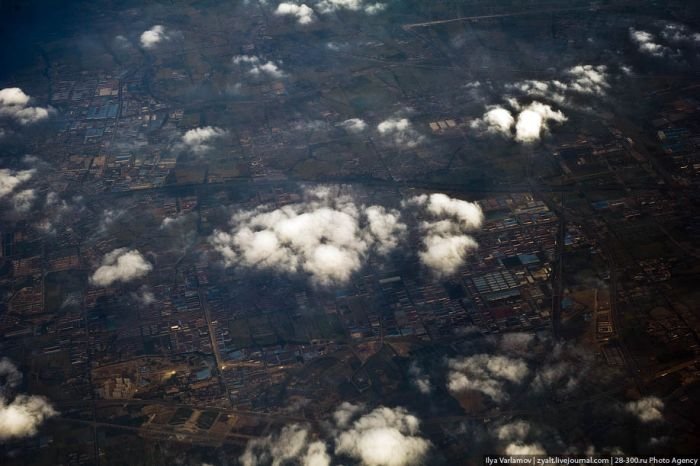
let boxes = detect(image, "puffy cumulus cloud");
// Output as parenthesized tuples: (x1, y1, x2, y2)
(334, 405, 431, 466)
(470, 107, 515, 137)
(316, 0, 386, 15)
(333, 401, 366, 429)
(625, 397, 664, 423)
(505, 64, 610, 107)
(0, 358, 57, 441)
(419, 235, 478, 276)
(514, 101, 567, 143)
(529, 343, 592, 396)
(338, 118, 368, 133)
(12, 189, 36, 213)
(233, 55, 286, 79)
(629, 28, 669, 57)
(566, 65, 609, 95)
(160, 212, 192, 229)
(240, 404, 428, 466)
(406, 193, 483, 276)
(0, 358, 22, 394)
(90, 248, 153, 287)
(376, 117, 424, 148)
(504, 442, 546, 455)
(275, 3, 316, 25)
(210, 187, 406, 285)
(661, 23, 700, 44)
(471, 101, 565, 143)
(140, 25, 172, 49)
(498, 332, 536, 355)
(0, 168, 34, 199)
(0, 395, 57, 441)
(364, 206, 406, 255)
(294, 120, 328, 132)
(492, 420, 547, 455)
(240, 424, 330, 466)
(408, 362, 432, 395)
(447, 354, 529, 402)
(0, 88, 52, 125)
(131, 286, 156, 305)
(97, 208, 125, 234)
(181, 126, 226, 154)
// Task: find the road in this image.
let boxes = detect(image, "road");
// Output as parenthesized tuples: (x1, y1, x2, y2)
(402, 4, 623, 30)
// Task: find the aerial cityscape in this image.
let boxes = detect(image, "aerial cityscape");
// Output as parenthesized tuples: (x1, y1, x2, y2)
(0, 0, 699, 465)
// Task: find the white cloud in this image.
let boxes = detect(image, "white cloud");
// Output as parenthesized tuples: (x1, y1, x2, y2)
(97, 208, 125, 235)
(629, 28, 669, 57)
(131, 286, 156, 305)
(140, 25, 171, 49)
(338, 118, 368, 133)
(90, 248, 153, 287)
(506, 64, 609, 106)
(12, 189, 36, 213)
(334, 405, 431, 466)
(504, 442, 546, 455)
(365, 205, 407, 255)
(407, 193, 483, 276)
(471, 100, 565, 143)
(316, 0, 386, 15)
(514, 101, 567, 143)
(241, 404, 427, 466)
(0, 358, 56, 441)
(470, 107, 515, 137)
(275, 2, 316, 24)
(210, 187, 406, 285)
(181, 126, 226, 154)
(0, 168, 34, 199)
(160, 213, 191, 229)
(625, 397, 664, 423)
(0, 395, 56, 441)
(333, 402, 365, 429)
(0, 358, 22, 393)
(447, 354, 529, 402)
(377, 117, 424, 148)
(240, 424, 328, 466)
(566, 65, 609, 95)
(0, 88, 52, 125)
(661, 23, 700, 44)
(233, 55, 286, 79)
(408, 362, 432, 395)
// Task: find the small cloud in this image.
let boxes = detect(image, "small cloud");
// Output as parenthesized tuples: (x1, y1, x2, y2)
(181, 126, 226, 154)
(377, 116, 424, 148)
(0, 358, 57, 440)
(629, 28, 670, 57)
(447, 354, 529, 402)
(0, 88, 52, 125)
(90, 248, 153, 287)
(275, 2, 316, 25)
(210, 187, 406, 285)
(233, 55, 286, 79)
(660, 23, 700, 44)
(0, 168, 34, 199)
(240, 424, 327, 466)
(625, 397, 664, 423)
(406, 193, 483, 276)
(408, 362, 432, 395)
(140, 25, 172, 49)
(131, 286, 156, 305)
(470, 106, 515, 137)
(337, 118, 368, 133)
(12, 189, 36, 213)
(514, 101, 567, 143)
(316, 0, 386, 15)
